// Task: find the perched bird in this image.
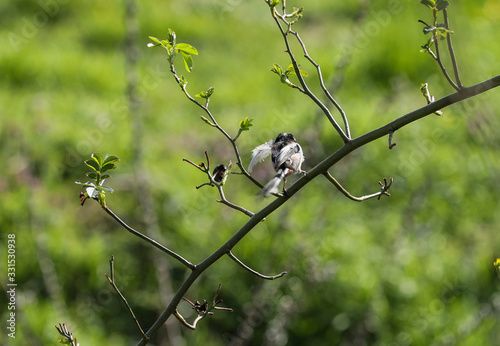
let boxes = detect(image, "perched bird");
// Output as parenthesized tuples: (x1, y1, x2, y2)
(248, 133, 305, 197)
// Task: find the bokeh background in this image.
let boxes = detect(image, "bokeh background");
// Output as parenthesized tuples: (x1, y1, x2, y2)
(1, 0, 500, 345)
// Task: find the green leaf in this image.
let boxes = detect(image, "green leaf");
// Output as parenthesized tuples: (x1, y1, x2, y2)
(167, 28, 176, 46)
(239, 117, 254, 131)
(175, 43, 198, 55)
(435, 0, 450, 11)
(84, 158, 100, 172)
(180, 51, 194, 72)
(179, 75, 188, 87)
(100, 162, 117, 173)
(268, 0, 279, 7)
(270, 64, 284, 76)
(286, 64, 308, 77)
(148, 36, 162, 48)
(91, 152, 103, 165)
(149, 36, 162, 44)
(420, 0, 435, 8)
(196, 87, 215, 99)
(103, 155, 120, 165)
(99, 185, 114, 193)
(86, 172, 98, 180)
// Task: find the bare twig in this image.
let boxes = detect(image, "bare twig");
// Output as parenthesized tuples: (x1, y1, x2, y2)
(169, 63, 262, 188)
(173, 284, 233, 330)
(443, 9, 463, 89)
(270, 5, 350, 143)
(103, 207, 195, 270)
(227, 251, 287, 280)
(433, 31, 460, 91)
(216, 187, 255, 217)
(289, 29, 351, 139)
(323, 172, 392, 202)
(388, 130, 397, 149)
(55, 323, 79, 346)
(105, 256, 148, 341)
(184, 152, 255, 217)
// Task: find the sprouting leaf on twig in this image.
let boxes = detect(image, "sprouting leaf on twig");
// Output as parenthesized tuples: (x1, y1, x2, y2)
(148, 29, 199, 73)
(239, 117, 254, 132)
(196, 87, 215, 99)
(271, 63, 308, 88)
(76, 153, 120, 208)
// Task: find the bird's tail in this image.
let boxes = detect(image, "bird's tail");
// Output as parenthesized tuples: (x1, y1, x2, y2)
(258, 168, 287, 197)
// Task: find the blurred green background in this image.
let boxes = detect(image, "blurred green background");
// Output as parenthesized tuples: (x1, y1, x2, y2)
(1, 0, 500, 345)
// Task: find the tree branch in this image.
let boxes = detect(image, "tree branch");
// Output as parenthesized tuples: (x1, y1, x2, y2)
(270, 6, 350, 143)
(289, 29, 351, 138)
(227, 250, 287, 280)
(433, 32, 460, 91)
(323, 172, 392, 202)
(169, 63, 263, 188)
(443, 9, 463, 89)
(105, 256, 148, 341)
(103, 207, 195, 270)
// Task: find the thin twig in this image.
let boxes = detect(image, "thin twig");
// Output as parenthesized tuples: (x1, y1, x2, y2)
(270, 8, 350, 143)
(169, 63, 262, 188)
(323, 172, 392, 201)
(184, 151, 255, 217)
(216, 186, 255, 217)
(227, 251, 287, 280)
(388, 130, 397, 149)
(174, 284, 232, 330)
(173, 309, 197, 330)
(443, 9, 463, 89)
(289, 29, 351, 139)
(433, 34, 460, 91)
(103, 207, 195, 270)
(105, 256, 149, 341)
(55, 323, 79, 346)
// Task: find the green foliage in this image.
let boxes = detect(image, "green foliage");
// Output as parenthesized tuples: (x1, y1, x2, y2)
(75, 153, 119, 208)
(238, 116, 254, 132)
(270, 63, 308, 88)
(196, 86, 215, 99)
(148, 29, 198, 72)
(421, 0, 450, 11)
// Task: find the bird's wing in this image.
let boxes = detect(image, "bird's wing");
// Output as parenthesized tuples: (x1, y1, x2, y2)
(248, 140, 273, 172)
(275, 142, 301, 168)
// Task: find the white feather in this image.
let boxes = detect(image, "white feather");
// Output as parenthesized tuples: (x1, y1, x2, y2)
(248, 140, 273, 172)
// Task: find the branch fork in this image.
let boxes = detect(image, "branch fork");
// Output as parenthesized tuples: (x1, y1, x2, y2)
(174, 284, 233, 330)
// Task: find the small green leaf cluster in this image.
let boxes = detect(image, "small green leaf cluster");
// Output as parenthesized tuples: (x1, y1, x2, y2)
(266, 0, 280, 8)
(148, 29, 198, 73)
(196, 87, 215, 100)
(421, 0, 450, 11)
(270, 63, 308, 88)
(421, 24, 454, 38)
(419, 0, 454, 55)
(239, 117, 254, 132)
(75, 153, 119, 208)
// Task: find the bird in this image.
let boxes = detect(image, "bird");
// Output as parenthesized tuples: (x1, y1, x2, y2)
(248, 133, 305, 197)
